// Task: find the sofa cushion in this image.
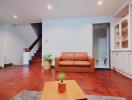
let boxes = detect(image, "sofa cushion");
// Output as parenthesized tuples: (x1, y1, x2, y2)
(74, 61, 90, 66)
(74, 52, 88, 61)
(61, 52, 74, 61)
(59, 61, 74, 66)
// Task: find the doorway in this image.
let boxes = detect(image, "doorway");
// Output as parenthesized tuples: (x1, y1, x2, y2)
(93, 23, 110, 69)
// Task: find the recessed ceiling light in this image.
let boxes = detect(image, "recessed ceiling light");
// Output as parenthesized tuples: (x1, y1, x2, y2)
(47, 4, 52, 10)
(97, 0, 103, 6)
(13, 15, 18, 19)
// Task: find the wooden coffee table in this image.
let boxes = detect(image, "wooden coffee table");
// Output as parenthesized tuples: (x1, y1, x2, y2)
(40, 80, 86, 100)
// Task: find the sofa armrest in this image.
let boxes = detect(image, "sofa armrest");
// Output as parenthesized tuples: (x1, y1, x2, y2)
(88, 56, 95, 68)
(55, 56, 61, 67)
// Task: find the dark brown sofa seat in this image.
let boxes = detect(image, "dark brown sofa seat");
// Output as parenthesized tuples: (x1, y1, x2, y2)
(55, 52, 95, 72)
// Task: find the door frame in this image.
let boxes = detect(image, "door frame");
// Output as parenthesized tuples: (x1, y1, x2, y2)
(92, 23, 111, 69)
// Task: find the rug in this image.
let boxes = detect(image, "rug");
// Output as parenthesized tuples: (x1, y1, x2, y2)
(87, 95, 126, 100)
(11, 90, 41, 100)
(11, 90, 126, 100)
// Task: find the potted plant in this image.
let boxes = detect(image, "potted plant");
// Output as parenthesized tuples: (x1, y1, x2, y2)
(58, 72, 66, 93)
(43, 53, 53, 69)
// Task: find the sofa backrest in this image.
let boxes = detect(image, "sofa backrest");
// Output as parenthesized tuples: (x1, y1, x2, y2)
(61, 52, 74, 61)
(74, 52, 88, 61)
(61, 52, 88, 61)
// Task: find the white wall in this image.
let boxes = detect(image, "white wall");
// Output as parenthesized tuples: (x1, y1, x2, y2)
(42, 17, 112, 60)
(0, 25, 5, 67)
(0, 24, 38, 65)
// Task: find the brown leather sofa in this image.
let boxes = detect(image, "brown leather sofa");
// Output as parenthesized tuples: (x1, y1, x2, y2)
(55, 52, 95, 72)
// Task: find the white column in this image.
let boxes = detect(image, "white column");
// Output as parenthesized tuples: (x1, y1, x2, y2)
(0, 57, 4, 68)
(23, 52, 30, 65)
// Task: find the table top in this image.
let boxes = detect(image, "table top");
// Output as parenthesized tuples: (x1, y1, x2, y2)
(40, 80, 86, 100)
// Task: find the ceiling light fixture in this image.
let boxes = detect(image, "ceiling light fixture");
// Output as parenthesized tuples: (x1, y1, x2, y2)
(97, 0, 103, 6)
(13, 15, 18, 19)
(47, 4, 52, 10)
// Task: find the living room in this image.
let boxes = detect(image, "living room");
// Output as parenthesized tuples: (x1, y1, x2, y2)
(0, 0, 132, 100)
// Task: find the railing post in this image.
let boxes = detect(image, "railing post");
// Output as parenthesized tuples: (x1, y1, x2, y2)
(23, 50, 30, 66)
(0, 57, 4, 68)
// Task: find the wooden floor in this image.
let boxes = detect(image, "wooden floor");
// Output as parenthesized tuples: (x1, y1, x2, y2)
(0, 64, 132, 100)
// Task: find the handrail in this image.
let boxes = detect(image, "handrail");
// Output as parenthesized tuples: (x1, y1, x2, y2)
(24, 36, 41, 52)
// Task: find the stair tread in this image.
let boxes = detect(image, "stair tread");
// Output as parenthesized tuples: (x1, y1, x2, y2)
(30, 51, 42, 64)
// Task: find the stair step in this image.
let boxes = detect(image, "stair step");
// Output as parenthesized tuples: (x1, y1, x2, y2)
(33, 58, 41, 60)
(32, 59, 41, 61)
(32, 56, 41, 59)
(29, 49, 42, 65)
(37, 51, 41, 53)
(35, 53, 41, 56)
(30, 61, 41, 65)
(30, 60, 41, 63)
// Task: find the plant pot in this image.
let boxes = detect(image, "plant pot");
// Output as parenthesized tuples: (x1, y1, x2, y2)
(43, 60, 51, 69)
(58, 82, 66, 93)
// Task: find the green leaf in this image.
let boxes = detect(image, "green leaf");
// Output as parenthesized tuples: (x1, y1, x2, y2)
(43, 53, 53, 61)
(58, 72, 65, 83)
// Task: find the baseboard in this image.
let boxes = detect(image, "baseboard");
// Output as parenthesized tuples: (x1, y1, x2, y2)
(96, 68, 111, 70)
(4, 63, 13, 67)
(114, 68, 132, 79)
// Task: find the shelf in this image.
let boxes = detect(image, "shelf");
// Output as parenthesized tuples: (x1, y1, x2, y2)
(122, 40, 128, 48)
(121, 19, 128, 29)
(111, 49, 132, 52)
(113, 3, 131, 50)
(121, 26, 128, 32)
(115, 40, 120, 42)
(114, 11, 129, 50)
(121, 29, 128, 40)
(122, 40, 128, 42)
(115, 42, 120, 45)
(121, 39, 128, 42)
(121, 32, 128, 37)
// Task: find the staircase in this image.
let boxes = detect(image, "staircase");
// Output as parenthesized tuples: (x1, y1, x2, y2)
(30, 47, 42, 65)
(24, 23, 42, 66)
(29, 23, 42, 66)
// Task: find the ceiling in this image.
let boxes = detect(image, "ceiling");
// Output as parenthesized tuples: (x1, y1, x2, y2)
(0, 0, 127, 24)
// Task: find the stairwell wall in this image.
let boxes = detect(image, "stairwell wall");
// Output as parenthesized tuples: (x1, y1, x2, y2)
(0, 24, 38, 65)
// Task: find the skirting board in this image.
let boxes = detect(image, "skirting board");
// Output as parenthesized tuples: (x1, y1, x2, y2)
(4, 63, 13, 67)
(114, 68, 132, 79)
